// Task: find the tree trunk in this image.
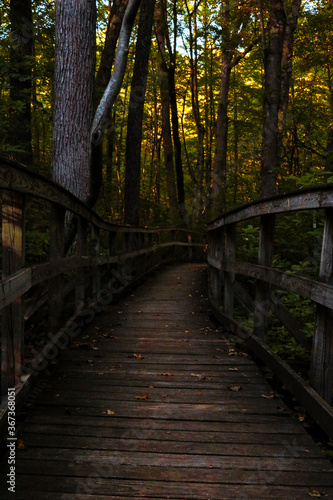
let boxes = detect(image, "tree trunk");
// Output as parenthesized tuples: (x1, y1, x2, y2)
(8, 0, 33, 164)
(52, 0, 96, 200)
(95, 0, 129, 98)
(124, 0, 155, 225)
(212, 49, 233, 213)
(155, 1, 177, 213)
(260, 0, 286, 198)
(277, 0, 302, 158)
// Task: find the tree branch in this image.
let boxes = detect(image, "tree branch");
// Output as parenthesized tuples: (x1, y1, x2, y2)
(91, 0, 141, 146)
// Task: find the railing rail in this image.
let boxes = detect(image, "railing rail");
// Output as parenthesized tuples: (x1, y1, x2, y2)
(0, 157, 205, 427)
(207, 184, 333, 439)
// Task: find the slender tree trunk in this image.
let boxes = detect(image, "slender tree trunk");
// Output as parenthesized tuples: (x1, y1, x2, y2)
(260, 0, 286, 198)
(95, 0, 129, 97)
(277, 0, 302, 157)
(155, 1, 177, 212)
(212, 49, 233, 213)
(325, 67, 333, 176)
(124, 0, 155, 225)
(52, 0, 96, 200)
(8, 0, 33, 164)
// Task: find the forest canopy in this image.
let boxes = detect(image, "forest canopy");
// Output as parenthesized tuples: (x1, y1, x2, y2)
(0, 0, 332, 226)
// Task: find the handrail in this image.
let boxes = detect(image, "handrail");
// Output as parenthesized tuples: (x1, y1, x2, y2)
(0, 158, 205, 428)
(207, 184, 333, 439)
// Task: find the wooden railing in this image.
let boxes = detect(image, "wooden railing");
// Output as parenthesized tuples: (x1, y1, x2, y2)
(0, 157, 204, 424)
(207, 184, 333, 439)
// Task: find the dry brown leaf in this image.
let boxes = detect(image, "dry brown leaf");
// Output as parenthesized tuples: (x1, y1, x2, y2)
(106, 409, 116, 416)
(17, 440, 25, 449)
(191, 373, 206, 380)
(262, 393, 276, 399)
(135, 393, 150, 401)
(133, 353, 144, 360)
(228, 385, 242, 392)
(228, 367, 238, 371)
(162, 372, 173, 376)
(307, 490, 327, 498)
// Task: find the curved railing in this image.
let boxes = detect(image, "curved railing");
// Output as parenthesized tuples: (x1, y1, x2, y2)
(0, 157, 205, 427)
(207, 184, 333, 439)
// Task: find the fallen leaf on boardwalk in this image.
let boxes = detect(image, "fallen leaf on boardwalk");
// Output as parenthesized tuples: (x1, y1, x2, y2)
(134, 353, 144, 360)
(185, 330, 190, 333)
(307, 490, 327, 498)
(298, 414, 306, 422)
(162, 372, 173, 376)
(135, 393, 150, 401)
(17, 440, 25, 449)
(191, 373, 206, 380)
(262, 393, 277, 399)
(106, 410, 116, 416)
(228, 367, 238, 371)
(228, 349, 237, 356)
(228, 385, 242, 392)
(92, 346, 99, 350)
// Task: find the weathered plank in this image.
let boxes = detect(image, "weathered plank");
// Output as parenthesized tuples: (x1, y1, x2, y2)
(1, 263, 333, 500)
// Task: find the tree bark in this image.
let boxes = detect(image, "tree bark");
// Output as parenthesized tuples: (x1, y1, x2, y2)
(124, 0, 155, 225)
(52, 0, 96, 200)
(260, 0, 286, 198)
(8, 0, 33, 164)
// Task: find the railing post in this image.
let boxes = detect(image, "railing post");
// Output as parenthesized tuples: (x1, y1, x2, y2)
(75, 216, 87, 313)
(223, 224, 236, 317)
(188, 232, 193, 261)
(208, 228, 223, 307)
(1, 191, 25, 396)
(91, 224, 101, 300)
(310, 208, 333, 402)
(139, 231, 145, 274)
(49, 203, 65, 334)
(254, 214, 275, 341)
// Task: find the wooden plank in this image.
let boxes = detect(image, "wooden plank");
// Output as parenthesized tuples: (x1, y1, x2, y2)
(1, 263, 333, 500)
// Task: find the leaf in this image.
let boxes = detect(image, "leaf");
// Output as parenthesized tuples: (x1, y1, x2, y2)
(161, 372, 173, 376)
(307, 490, 326, 498)
(191, 373, 206, 380)
(228, 385, 242, 392)
(262, 393, 277, 399)
(17, 440, 25, 449)
(185, 329, 190, 333)
(106, 409, 116, 416)
(135, 393, 150, 401)
(228, 367, 238, 371)
(134, 353, 144, 360)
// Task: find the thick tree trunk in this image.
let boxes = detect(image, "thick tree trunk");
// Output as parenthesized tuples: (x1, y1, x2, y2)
(8, 0, 33, 164)
(124, 0, 155, 225)
(52, 0, 96, 200)
(260, 0, 286, 198)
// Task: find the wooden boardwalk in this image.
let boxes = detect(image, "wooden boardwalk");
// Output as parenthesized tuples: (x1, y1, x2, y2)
(1, 263, 333, 499)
